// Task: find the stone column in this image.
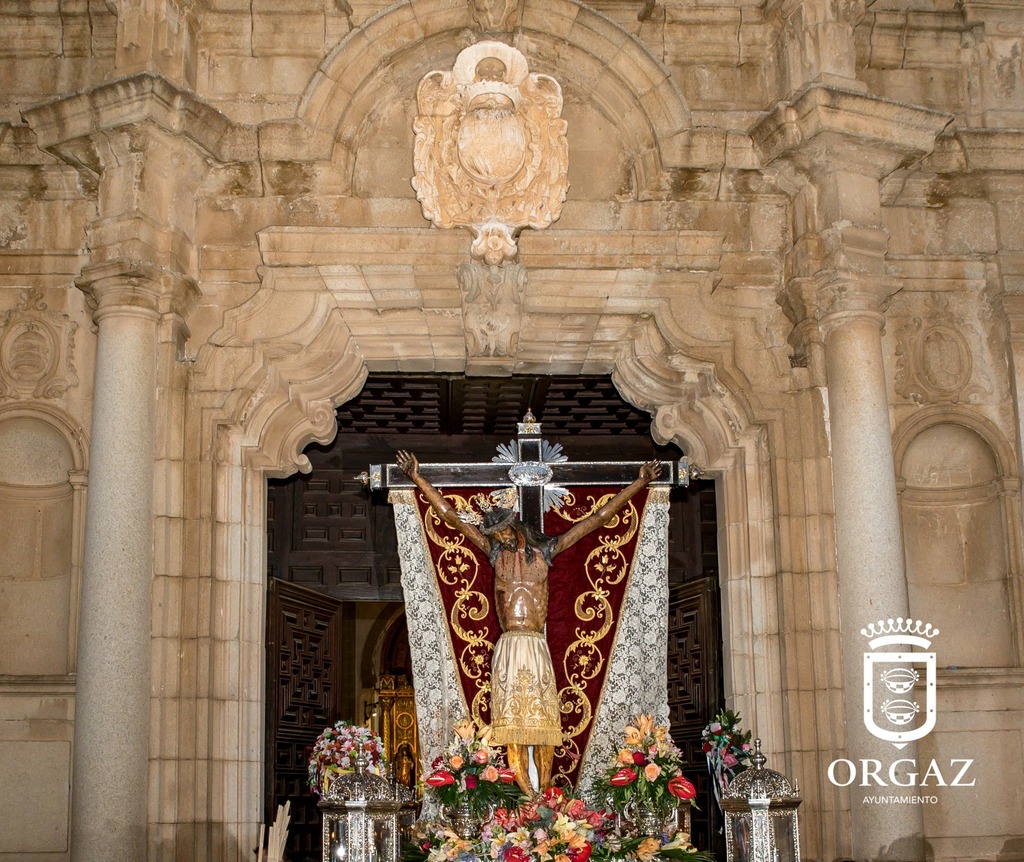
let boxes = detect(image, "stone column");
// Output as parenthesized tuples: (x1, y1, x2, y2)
(753, 88, 951, 861)
(71, 260, 194, 862)
(819, 272, 925, 860)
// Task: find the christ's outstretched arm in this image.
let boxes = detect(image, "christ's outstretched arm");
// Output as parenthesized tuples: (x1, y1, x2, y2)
(552, 460, 662, 555)
(395, 450, 490, 554)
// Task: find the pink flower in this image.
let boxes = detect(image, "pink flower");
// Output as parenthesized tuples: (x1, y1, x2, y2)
(474, 748, 490, 764)
(481, 764, 499, 782)
(723, 752, 739, 768)
(644, 763, 662, 781)
(449, 755, 464, 770)
(465, 774, 478, 789)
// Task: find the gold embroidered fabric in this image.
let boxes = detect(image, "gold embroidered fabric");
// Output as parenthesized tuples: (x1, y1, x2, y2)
(489, 630, 563, 747)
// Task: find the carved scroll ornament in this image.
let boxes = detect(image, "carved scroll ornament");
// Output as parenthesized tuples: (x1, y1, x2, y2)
(412, 41, 569, 265)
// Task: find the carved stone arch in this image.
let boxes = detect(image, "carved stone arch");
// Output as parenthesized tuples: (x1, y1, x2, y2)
(893, 406, 1023, 667)
(893, 405, 1019, 483)
(0, 401, 89, 673)
(612, 347, 783, 752)
(196, 284, 368, 480)
(0, 401, 89, 472)
(290, 0, 690, 195)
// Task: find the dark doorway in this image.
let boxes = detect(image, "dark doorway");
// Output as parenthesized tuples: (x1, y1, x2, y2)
(265, 374, 723, 860)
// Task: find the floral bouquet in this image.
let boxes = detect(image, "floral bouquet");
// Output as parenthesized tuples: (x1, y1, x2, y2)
(307, 721, 386, 797)
(406, 786, 714, 862)
(489, 786, 608, 862)
(593, 714, 698, 825)
(701, 709, 752, 804)
(424, 717, 521, 819)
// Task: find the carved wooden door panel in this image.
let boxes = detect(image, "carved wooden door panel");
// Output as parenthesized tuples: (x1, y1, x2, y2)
(266, 579, 344, 860)
(667, 577, 722, 857)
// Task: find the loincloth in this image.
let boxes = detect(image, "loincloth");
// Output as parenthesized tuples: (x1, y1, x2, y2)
(489, 629, 563, 747)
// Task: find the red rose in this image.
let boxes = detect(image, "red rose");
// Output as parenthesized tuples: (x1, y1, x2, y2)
(498, 768, 517, 784)
(609, 767, 637, 786)
(465, 775, 478, 789)
(426, 770, 455, 787)
(569, 844, 593, 862)
(668, 775, 696, 799)
(632, 751, 646, 766)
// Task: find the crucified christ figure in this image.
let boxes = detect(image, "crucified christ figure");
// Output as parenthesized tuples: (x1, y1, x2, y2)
(395, 450, 662, 796)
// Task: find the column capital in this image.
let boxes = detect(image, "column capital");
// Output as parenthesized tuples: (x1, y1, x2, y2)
(76, 259, 200, 324)
(752, 84, 952, 181)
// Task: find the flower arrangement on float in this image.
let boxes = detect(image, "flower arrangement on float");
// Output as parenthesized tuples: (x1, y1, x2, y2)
(408, 786, 712, 862)
(307, 721, 386, 797)
(424, 717, 521, 821)
(592, 713, 698, 832)
(701, 709, 752, 804)
(406, 716, 711, 862)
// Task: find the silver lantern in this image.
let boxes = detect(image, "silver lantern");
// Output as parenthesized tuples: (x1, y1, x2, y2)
(319, 752, 418, 862)
(721, 738, 802, 862)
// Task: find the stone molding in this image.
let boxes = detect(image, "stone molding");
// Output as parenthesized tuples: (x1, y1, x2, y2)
(22, 72, 256, 169)
(751, 83, 953, 178)
(256, 226, 723, 271)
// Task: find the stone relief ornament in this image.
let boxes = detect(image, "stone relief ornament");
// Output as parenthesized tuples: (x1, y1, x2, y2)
(412, 41, 569, 265)
(469, 0, 520, 33)
(457, 261, 527, 357)
(894, 294, 989, 404)
(0, 288, 78, 400)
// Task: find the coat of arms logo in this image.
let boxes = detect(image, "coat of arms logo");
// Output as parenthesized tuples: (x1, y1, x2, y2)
(862, 617, 939, 748)
(412, 41, 569, 265)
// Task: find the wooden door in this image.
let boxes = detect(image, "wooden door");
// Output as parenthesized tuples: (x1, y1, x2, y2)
(266, 579, 344, 860)
(667, 577, 723, 857)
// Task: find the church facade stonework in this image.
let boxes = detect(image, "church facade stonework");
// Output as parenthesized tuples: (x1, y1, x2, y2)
(0, 1, 1022, 861)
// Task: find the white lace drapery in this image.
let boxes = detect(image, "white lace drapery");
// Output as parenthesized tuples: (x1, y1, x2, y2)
(391, 486, 670, 803)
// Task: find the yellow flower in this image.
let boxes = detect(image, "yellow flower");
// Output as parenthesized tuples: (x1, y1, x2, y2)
(637, 714, 655, 736)
(624, 726, 642, 745)
(555, 854, 572, 862)
(637, 838, 661, 861)
(617, 748, 634, 765)
(453, 718, 476, 740)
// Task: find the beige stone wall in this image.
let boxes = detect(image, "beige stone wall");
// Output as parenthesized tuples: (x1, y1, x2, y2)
(0, 0, 1022, 859)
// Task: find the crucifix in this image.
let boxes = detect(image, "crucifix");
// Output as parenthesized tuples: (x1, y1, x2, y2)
(364, 410, 697, 526)
(365, 410, 698, 794)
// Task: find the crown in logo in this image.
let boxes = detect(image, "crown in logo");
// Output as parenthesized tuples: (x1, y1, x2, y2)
(860, 618, 939, 640)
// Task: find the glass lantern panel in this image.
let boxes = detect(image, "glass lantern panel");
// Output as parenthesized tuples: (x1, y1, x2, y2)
(373, 817, 396, 862)
(728, 813, 753, 862)
(327, 816, 349, 862)
(771, 813, 797, 862)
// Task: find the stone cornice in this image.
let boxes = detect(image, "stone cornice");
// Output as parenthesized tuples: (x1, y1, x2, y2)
(22, 72, 256, 168)
(257, 227, 724, 272)
(751, 84, 953, 179)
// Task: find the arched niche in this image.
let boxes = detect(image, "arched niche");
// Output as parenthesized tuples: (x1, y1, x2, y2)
(895, 410, 1021, 668)
(0, 404, 87, 676)
(277, 0, 690, 197)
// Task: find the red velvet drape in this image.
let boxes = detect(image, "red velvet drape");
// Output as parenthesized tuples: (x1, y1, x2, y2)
(414, 486, 650, 788)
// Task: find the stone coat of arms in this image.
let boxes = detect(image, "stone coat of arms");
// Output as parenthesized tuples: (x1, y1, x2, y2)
(412, 41, 569, 265)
